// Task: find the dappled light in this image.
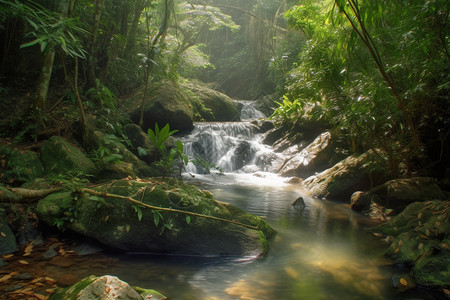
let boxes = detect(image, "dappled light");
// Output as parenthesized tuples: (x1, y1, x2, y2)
(0, 0, 448, 299)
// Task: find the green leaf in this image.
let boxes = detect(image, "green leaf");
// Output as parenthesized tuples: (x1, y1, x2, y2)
(185, 215, 191, 224)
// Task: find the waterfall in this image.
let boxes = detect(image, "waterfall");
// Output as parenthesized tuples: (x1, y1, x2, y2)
(180, 101, 283, 174)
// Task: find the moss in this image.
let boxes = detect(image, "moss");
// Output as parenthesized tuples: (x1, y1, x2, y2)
(40, 136, 96, 176)
(133, 286, 167, 300)
(50, 275, 96, 300)
(413, 251, 450, 288)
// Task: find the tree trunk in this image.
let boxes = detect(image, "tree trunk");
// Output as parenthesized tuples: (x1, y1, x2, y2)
(87, 0, 104, 89)
(122, 0, 146, 60)
(34, 45, 56, 110)
(33, 0, 75, 110)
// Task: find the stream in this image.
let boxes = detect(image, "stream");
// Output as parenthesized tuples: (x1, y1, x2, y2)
(14, 101, 434, 299)
(83, 101, 431, 299)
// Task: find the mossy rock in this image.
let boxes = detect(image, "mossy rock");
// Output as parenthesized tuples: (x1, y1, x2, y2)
(4, 149, 44, 184)
(303, 151, 376, 200)
(40, 136, 96, 177)
(37, 179, 275, 257)
(188, 84, 240, 122)
(50, 275, 167, 300)
(372, 200, 450, 289)
(0, 208, 18, 255)
(413, 250, 450, 288)
(130, 80, 194, 132)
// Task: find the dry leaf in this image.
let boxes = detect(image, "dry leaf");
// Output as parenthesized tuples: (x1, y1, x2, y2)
(398, 240, 403, 246)
(400, 278, 408, 287)
(443, 289, 450, 296)
(418, 243, 424, 250)
(436, 221, 441, 227)
(0, 274, 12, 283)
(31, 277, 45, 283)
(2, 254, 14, 259)
(417, 212, 422, 219)
(45, 288, 56, 294)
(0, 232, 6, 237)
(441, 243, 450, 250)
(18, 260, 29, 265)
(394, 248, 400, 254)
(44, 277, 56, 284)
(104, 215, 109, 222)
(425, 201, 433, 206)
(126, 225, 130, 233)
(419, 234, 428, 240)
(58, 248, 66, 256)
(34, 293, 48, 300)
(23, 243, 33, 256)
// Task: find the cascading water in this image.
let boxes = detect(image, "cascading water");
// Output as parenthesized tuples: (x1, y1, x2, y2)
(38, 100, 405, 300)
(180, 101, 284, 174)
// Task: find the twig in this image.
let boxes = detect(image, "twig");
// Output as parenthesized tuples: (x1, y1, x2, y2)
(80, 188, 260, 230)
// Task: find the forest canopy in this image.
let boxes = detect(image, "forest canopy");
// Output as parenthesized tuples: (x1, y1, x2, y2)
(0, 0, 449, 179)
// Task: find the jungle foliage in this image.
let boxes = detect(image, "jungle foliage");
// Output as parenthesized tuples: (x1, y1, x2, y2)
(271, 0, 449, 178)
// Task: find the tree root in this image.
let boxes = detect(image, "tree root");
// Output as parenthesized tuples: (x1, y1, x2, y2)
(0, 186, 63, 202)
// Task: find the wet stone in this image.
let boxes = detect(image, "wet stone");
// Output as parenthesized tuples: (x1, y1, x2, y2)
(5, 284, 22, 292)
(12, 272, 33, 280)
(41, 246, 58, 260)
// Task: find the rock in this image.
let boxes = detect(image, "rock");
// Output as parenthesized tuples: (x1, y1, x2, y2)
(40, 136, 96, 176)
(123, 123, 155, 150)
(261, 126, 286, 146)
(251, 120, 274, 133)
(122, 123, 175, 165)
(187, 83, 240, 122)
(5, 149, 44, 184)
(50, 275, 167, 300)
(413, 251, 450, 288)
(37, 179, 275, 257)
(279, 132, 334, 178)
(57, 274, 80, 287)
(291, 197, 306, 207)
(86, 130, 159, 178)
(361, 177, 446, 213)
(303, 151, 376, 200)
(372, 200, 450, 289)
(130, 80, 194, 132)
(12, 273, 33, 280)
(0, 208, 18, 255)
(350, 191, 373, 212)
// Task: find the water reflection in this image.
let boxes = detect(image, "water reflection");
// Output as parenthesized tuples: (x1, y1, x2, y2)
(177, 172, 393, 300)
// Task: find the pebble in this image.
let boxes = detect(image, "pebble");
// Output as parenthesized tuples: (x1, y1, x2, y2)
(5, 284, 22, 292)
(12, 272, 33, 280)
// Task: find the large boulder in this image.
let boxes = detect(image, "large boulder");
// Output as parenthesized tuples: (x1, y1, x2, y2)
(303, 151, 376, 200)
(0, 208, 18, 255)
(188, 84, 240, 122)
(358, 177, 446, 213)
(40, 136, 96, 176)
(130, 81, 194, 132)
(37, 179, 275, 257)
(278, 131, 334, 178)
(50, 275, 167, 300)
(372, 201, 450, 289)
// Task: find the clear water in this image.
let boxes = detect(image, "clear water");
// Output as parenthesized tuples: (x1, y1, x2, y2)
(44, 104, 435, 299)
(94, 172, 402, 300)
